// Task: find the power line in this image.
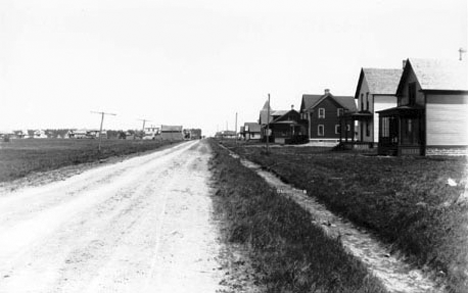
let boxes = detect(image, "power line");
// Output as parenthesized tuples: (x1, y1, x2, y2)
(91, 111, 116, 153)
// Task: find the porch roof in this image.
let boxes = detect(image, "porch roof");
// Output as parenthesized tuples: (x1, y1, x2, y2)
(340, 110, 372, 121)
(377, 105, 424, 116)
(269, 120, 301, 126)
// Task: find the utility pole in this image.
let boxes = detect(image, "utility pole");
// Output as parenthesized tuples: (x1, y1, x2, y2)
(266, 93, 270, 154)
(235, 112, 238, 145)
(138, 118, 151, 138)
(91, 111, 116, 153)
(459, 47, 467, 60)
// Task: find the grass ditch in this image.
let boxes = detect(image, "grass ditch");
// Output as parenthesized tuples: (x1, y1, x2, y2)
(224, 141, 468, 293)
(208, 139, 388, 293)
(0, 138, 177, 183)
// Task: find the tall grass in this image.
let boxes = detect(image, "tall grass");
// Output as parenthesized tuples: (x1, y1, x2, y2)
(230, 144, 468, 293)
(209, 139, 388, 293)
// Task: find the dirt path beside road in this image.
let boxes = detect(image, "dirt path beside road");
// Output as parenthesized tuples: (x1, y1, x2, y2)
(0, 140, 230, 293)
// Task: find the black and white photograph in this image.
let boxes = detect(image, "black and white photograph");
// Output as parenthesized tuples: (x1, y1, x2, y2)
(0, 0, 467, 292)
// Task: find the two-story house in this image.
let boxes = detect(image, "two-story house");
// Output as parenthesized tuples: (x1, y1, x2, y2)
(377, 58, 468, 156)
(353, 68, 402, 145)
(300, 89, 356, 142)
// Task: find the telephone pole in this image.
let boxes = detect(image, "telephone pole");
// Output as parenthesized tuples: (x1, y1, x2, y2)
(138, 118, 151, 131)
(266, 93, 270, 154)
(235, 112, 238, 145)
(459, 47, 467, 60)
(91, 111, 116, 153)
(138, 118, 151, 138)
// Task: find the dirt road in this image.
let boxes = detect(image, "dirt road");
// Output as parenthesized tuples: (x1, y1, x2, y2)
(0, 141, 228, 293)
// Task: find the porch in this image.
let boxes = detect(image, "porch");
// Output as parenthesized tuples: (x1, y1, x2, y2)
(269, 121, 308, 144)
(377, 106, 425, 156)
(338, 111, 374, 150)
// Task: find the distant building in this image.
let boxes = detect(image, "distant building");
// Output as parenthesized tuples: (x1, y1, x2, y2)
(143, 126, 160, 140)
(258, 100, 291, 141)
(240, 122, 261, 140)
(160, 125, 184, 141)
(33, 130, 48, 139)
(183, 128, 202, 140)
(267, 108, 308, 144)
(215, 130, 236, 139)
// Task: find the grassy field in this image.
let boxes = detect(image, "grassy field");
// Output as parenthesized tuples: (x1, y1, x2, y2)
(222, 141, 468, 293)
(0, 138, 175, 182)
(208, 139, 388, 293)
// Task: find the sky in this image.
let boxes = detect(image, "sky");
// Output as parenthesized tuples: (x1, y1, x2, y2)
(1, 0, 467, 136)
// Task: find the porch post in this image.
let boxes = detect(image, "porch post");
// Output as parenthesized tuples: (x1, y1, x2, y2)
(351, 117, 355, 142)
(397, 116, 402, 156)
(339, 116, 343, 143)
(345, 116, 348, 142)
(308, 111, 311, 139)
(378, 114, 382, 146)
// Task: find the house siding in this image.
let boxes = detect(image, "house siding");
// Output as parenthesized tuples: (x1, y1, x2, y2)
(398, 68, 424, 107)
(309, 98, 353, 140)
(374, 95, 397, 143)
(426, 94, 468, 146)
(357, 77, 370, 142)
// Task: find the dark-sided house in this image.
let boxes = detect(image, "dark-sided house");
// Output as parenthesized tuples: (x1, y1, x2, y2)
(300, 89, 356, 142)
(258, 100, 288, 126)
(347, 68, 402, 146)
(258, 100, 290, 141)
(378, 58, 468, 156)
(267, 108, 307, 144)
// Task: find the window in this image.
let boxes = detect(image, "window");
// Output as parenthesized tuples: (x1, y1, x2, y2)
(318, 124, 324, 136)
(318, 108, 325, 118)
(408, 82, 416, 106)
(337, 108, 344, 117)
(335, 124, 341, 134)
(366, 121, 371, 137)
(347, 124, 351, 131)
(360, 93, 364, 110)
(366, 93, 369, 110)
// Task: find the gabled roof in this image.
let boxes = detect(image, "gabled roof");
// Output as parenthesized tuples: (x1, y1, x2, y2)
(398, 58, 468, 93)
(244, 122, 261, 132)
(259, 99, 290, 124)
(301, 92, 356, 112)
(300, 95, 322, 111)
(271, 110, 288, 117)
(270, 109, 301, 124)
(260, 99, 272, 111)
(333, 96, 357, 112)
(355, 68, 402, 98)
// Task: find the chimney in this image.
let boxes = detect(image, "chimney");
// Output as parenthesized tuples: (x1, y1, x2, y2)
(402, 59, 407, 69)
(291, 104, 294, 110)
(324, 89, 330, 95)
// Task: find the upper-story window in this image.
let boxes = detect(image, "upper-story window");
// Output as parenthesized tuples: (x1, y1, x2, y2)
(360, 93, 364, 110)
(318, 108, 325, 119)
(366, 93, 369, 110)
(337, 108, 344, 117)
(408, 82, 416, 106)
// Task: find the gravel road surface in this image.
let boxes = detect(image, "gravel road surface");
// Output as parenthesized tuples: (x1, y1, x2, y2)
(0, 140, 227, 293)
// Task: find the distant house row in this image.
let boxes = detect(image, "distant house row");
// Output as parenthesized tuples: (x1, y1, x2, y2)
(1, 125, 202, 141)
(240, 58, 468, 156)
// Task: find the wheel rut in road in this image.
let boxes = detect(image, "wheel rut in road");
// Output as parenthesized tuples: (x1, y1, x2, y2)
(0, 140, 230, 293)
